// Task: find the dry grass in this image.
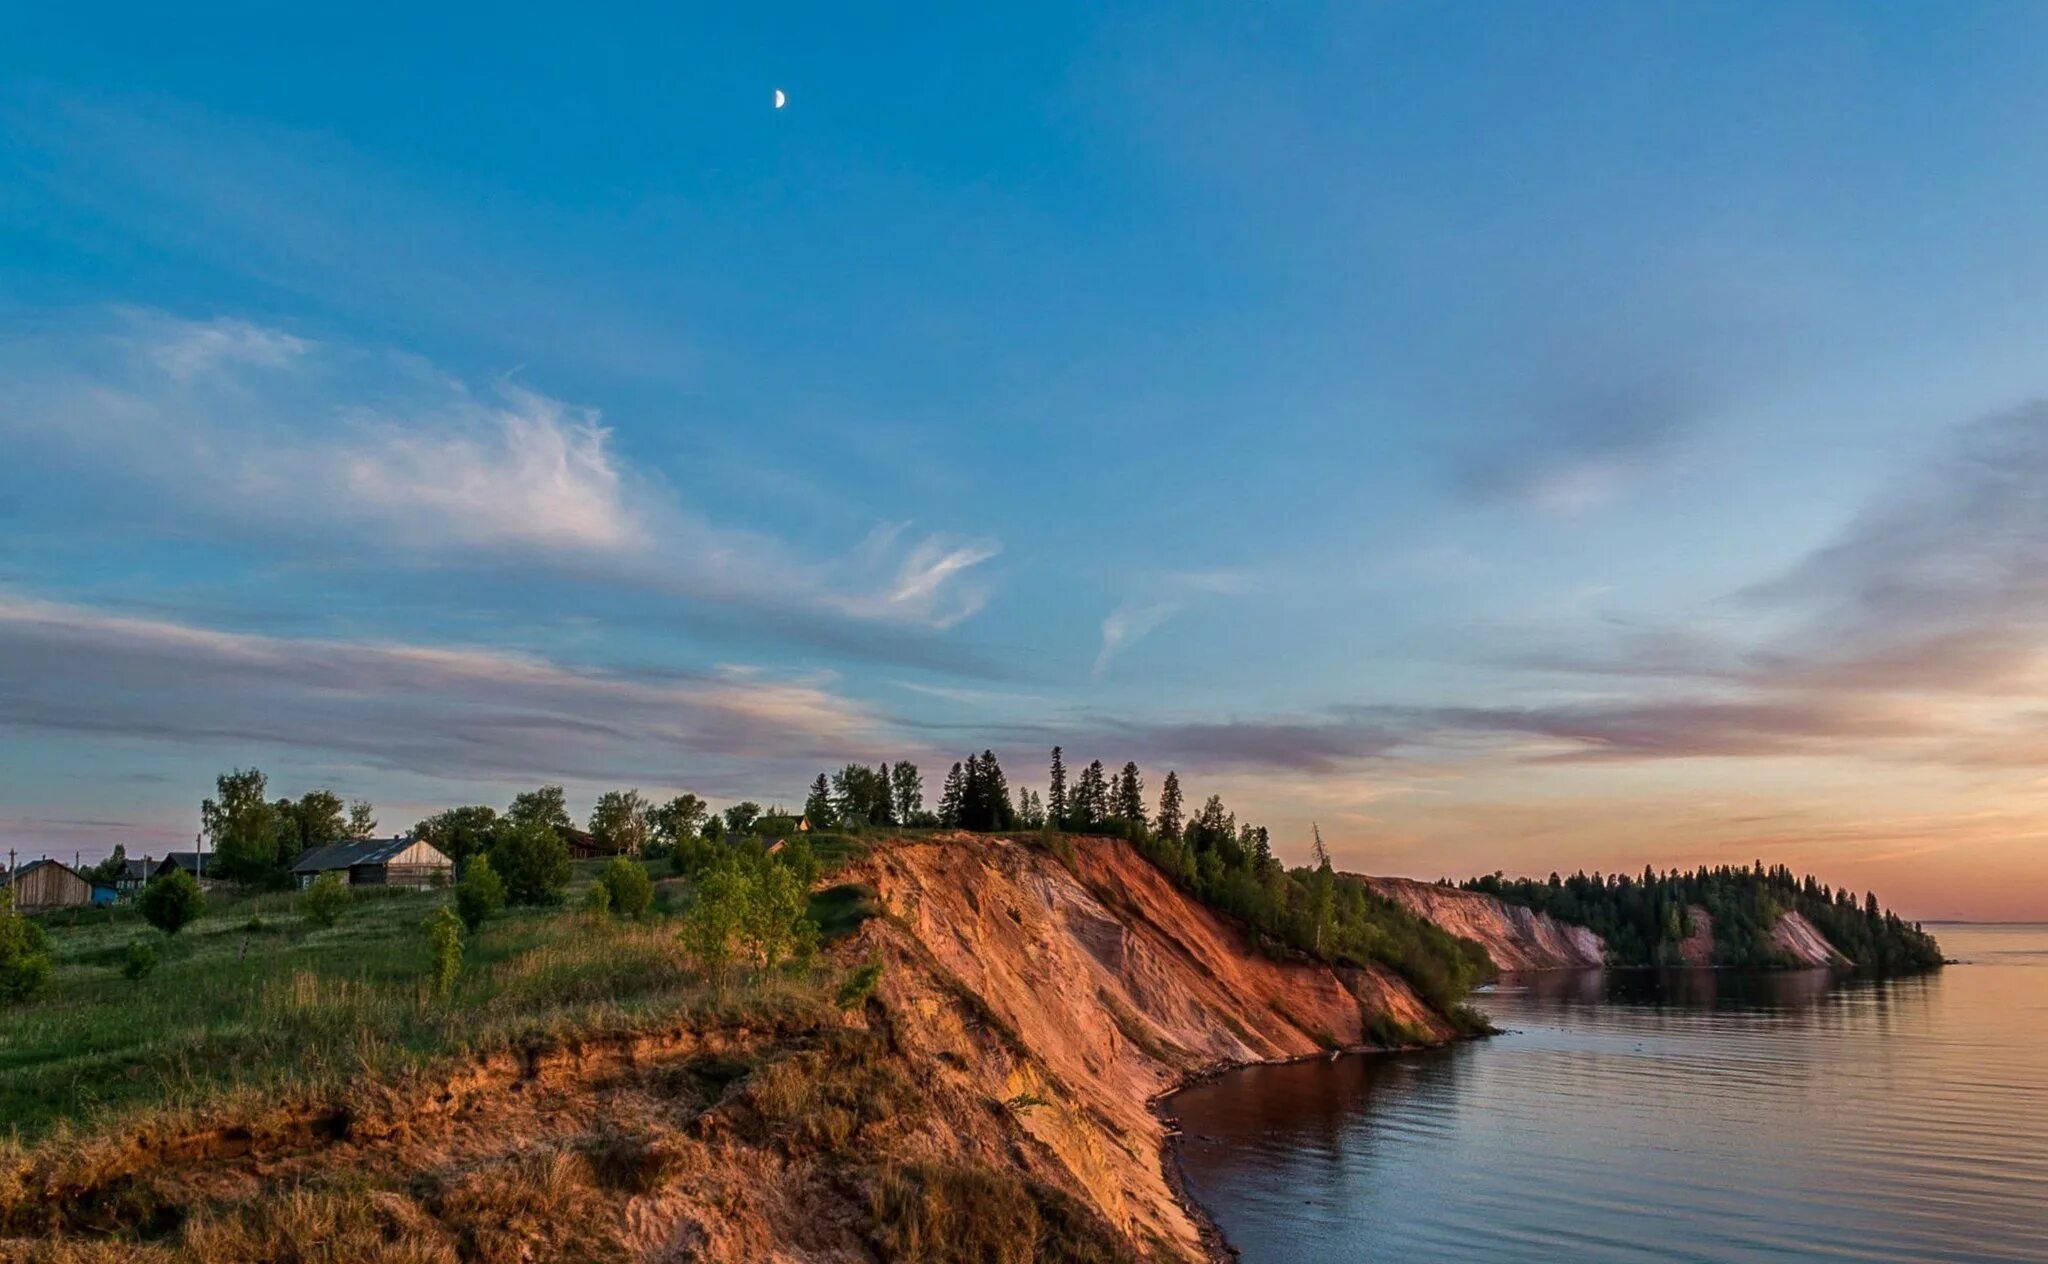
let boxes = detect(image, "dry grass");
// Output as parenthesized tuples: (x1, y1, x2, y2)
(868, 1164, 1140, 1264)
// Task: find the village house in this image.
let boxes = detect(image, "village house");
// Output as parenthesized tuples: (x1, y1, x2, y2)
(1, 858, 95, 912)
(152, 851, 215, 882)
(289, 836, 454, 890)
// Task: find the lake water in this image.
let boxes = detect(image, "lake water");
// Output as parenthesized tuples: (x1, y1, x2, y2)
(1172, 924, 2048, 1263)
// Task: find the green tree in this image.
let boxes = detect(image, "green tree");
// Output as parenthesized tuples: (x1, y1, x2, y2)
(301, 872, 352, 928)
(507, 785, 572, 835)
(590, 789, 652, 856)
(1047, 747, 1068, 828)
(1112, 762, 1146, 827)
(803, 774, 837, 828)
(723, 801, 763, 835)
(600, 856, 655, 919)
(345, 800, 378, 839)
(0, 891, 52, 1003)
(275, 789, 347, 858)
(650, 793, 710, 845)
(1156, 771, 1184, 843)
(414, 805, 499, 865)
(488, 819, 572, 906)
(82, 844, 129, 885)
(680, 859, 750, 984)
(454, 853, 506, 931)
(746, 854, 818, 970)
(424, 906, 464, 995)
(204, 767, 285, 884)
(938, 762, 965, 827)
(139, 869, 206, 935)
(891, 761, 924, 824)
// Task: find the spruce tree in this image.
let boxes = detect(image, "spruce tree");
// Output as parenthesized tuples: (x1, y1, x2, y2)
(1113, 761, 1145, 826)
(804, 774, 836, 828)
(1047, 747, 1068, 829)
(1156, 771, 1184, 842)
(939, 762, 965, 827)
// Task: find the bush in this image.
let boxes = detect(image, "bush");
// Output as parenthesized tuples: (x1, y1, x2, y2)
(599, 857, 654, 920)
(0, 892, 53, 1004)
(836, 959, 885, 1011)
(454, 853, 506, 931)
(488, 820, 572, 906)
(120, 935, 160, 981)
(139, 869, 206, 935)
(582, 881, 613, 921)
(300, 872, 352, 928)
(424, 905, 464, 995)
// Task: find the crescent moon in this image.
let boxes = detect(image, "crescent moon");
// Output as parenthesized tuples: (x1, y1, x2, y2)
(774, 89, 787, 109)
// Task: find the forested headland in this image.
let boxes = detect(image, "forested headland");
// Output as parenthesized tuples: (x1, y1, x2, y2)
(1458, 864, 1943, 971)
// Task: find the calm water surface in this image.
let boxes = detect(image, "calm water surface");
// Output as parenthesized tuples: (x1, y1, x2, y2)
(1173, 925, 2048, 1263)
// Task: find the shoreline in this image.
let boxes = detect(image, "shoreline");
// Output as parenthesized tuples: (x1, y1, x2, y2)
(1149, 1035, 1480, 1264)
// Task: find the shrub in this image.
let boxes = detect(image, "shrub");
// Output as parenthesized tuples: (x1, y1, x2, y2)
(300, 872, 352, 928)
(424, 905, 464, 995)
(599, 857, 654, 920)
(488, 820, 572, 906)
(0, 892, 53, 1003)
(454, 853, 506, 931)
(139, 869, 206, 935)
(582, 881, 613, 921)
(836, 959, 885, 1010)
(120, 935, 160, 981)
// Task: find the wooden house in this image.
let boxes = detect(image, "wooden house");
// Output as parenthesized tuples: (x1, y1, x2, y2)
(290, 836, 453, 890)
(2, 858, 94, 911)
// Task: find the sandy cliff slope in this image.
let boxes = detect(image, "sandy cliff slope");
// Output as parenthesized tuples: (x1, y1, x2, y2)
(849, 835, 1452, 1261)
(1365, 876, 1607, 969)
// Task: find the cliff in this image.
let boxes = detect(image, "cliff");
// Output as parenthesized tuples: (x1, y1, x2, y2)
(3, 833, 1454, 1264)
(1368, 879, 1857, 970)
(1366, 876, 1606, 969)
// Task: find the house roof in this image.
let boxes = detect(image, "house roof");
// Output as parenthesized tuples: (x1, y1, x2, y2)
(156, 852, 212, 874)
(3, 857, 86, 887)
(290, 836, 449, 873)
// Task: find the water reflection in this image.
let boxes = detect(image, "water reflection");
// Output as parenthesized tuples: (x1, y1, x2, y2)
(1172, 926, 2048, 1264)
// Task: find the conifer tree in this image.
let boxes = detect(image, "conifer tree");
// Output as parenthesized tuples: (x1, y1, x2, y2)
(1113, 761, 1145, 826)
(804, 774, 836, 828)
(939, 762, 965, 827)
(1047, 747, 1068, 828)
(1156, 771, 1184, 843)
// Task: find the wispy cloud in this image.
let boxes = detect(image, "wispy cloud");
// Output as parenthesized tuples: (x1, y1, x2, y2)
(0, 591, 893, 785)
(1, 310, 1000, 636)
(1092, 569, 1251, 677)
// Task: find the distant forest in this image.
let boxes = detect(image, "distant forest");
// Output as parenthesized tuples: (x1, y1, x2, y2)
(1458, 864, 1944, 972)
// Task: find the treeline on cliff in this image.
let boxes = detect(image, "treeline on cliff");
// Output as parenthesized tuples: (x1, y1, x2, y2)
(1458, 864, 1943, 971)
(804, 748, 1494, 1022)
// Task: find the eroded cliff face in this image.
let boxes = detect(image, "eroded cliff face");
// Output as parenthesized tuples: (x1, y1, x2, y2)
(4, 834, 1453, 1264)
(848, 835, 1452, 1261)
(1365, 879, 1856, 971)
(1365, 876, 1607, 969)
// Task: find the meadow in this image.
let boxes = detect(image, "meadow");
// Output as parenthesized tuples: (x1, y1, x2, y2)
(0, 858, 874, 1143)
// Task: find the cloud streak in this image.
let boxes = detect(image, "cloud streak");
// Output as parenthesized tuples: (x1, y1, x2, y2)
(0, 592, 893, 786)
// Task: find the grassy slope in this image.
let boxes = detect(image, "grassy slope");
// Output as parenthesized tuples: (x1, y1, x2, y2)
(1, 860, 841, 1142)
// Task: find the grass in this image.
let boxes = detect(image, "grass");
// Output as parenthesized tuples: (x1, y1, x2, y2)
(1, 861, 831, 1143)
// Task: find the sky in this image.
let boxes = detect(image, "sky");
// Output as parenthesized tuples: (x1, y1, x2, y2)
(4, 4, 2048, 919)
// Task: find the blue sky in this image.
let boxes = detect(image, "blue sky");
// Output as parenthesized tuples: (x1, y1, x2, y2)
(7, 4, 2048, 916)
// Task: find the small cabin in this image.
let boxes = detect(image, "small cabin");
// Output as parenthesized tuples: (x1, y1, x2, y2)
(2, 858, 94, 912)
(290, 836, 454, 890)
(116, 858, 154, 894)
